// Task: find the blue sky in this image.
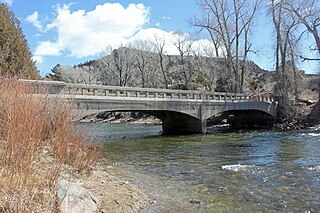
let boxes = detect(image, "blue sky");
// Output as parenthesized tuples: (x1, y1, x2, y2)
(3, 0, 317, 76)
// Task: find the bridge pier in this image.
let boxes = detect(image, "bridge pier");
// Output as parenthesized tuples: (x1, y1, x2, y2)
(158, 111, 206, 135)
(162, 119, 206, 135)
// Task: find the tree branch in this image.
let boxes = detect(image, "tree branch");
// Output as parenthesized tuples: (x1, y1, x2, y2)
(299, 55, 320, 62)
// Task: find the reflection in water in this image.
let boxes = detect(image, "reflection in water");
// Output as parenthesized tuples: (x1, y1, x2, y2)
(79, 123, 320, 212)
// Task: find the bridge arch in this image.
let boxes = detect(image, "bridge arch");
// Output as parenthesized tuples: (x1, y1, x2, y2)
(64, 92, 277, 134)
(20, 80, 278, 134)
(78, 109, 203, 135)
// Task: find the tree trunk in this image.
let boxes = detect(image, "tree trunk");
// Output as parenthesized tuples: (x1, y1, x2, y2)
(159, 54, 168, 89)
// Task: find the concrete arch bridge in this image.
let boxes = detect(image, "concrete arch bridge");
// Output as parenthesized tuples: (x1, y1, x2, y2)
(21, 80, 278, 134)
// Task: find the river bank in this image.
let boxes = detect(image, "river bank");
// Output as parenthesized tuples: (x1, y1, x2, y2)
(61, 160, 197, 212)
(60, 162, 154, 212)
(81, 124, 320, 212)
(56, 123, 320, 213)
(69, 122, 320, 211)
(69, 100, 320, 211)
(80, 112, 161, 125)
(70, 123, 192, 212)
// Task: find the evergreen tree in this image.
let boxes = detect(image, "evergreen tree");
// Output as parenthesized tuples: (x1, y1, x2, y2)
(47, 64, 63, 81)
(0, 3, 38, 79)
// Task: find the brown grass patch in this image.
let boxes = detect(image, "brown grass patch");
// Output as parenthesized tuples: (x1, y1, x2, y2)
(0, 78, 100, 212)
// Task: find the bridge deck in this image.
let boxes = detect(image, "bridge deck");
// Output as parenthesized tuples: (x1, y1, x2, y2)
(20, 80, 274, 103)
(19, 80, 277, 134)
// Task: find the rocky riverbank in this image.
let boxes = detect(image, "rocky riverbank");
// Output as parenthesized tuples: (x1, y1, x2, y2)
(80, 112, 161, 125)
(59, 162, 155, 213)
(274, 101, 320, 130)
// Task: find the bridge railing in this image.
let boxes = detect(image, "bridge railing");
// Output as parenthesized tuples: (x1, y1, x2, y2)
(18, 80, 274, 102)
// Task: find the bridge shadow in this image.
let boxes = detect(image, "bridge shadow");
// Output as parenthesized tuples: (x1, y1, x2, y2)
(81, 110, 204, 135)
(207, 110, 275, 130)
(81, 109, 274, 135)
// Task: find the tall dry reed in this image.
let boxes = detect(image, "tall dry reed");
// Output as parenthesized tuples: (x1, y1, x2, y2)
(0, 78, 100, 212)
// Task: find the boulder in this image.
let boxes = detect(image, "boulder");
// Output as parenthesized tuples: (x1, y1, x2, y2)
(57, 179, 98, 213)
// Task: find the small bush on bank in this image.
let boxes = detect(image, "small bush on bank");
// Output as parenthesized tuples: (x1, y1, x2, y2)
(0, 78, 100, 212)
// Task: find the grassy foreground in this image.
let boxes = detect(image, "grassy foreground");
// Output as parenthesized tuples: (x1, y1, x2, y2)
(0, 78, 100, 212)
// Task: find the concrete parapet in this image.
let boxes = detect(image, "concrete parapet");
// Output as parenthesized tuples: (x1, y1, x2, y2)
(23, 80, 277, 134)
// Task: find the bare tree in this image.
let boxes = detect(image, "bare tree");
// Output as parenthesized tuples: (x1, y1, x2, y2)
(270, 0, 301, 119)
(240, 0, 259, 92)
(171, 32, 195, 89)
(129, 39, 156, 88)
(113, 47, 133, 86)
(53, 66, 80, 83)
(98, 46, 134, 86)
(194, 0, 260, 93)
(96, 46, 116, 86)
(76, 64, 99, 85)
(192, 1, 221, 58)
(47, 62, 99, 84)
(283, 0, 320, 100)
(151, 34, 169, 89)
(199, 42, 220, 91)
(284, 0, 320, 60)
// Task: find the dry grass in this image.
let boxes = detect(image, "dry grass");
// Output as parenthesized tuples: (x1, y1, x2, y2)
(0, 78, 100, 212)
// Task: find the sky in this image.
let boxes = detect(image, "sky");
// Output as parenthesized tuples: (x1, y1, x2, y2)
(2, 0, 318, 76)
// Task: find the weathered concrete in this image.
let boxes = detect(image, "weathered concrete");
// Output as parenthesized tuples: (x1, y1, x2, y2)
(63, 95, 276, 133)
(20, 80, 278, 134)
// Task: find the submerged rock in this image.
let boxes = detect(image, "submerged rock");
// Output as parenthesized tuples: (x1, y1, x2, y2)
(57, 179, 98, 213)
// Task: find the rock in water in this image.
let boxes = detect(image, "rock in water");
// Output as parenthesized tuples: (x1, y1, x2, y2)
(57, 179, 98, 213)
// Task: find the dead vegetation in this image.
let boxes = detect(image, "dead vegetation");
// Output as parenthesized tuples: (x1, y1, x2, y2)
(0, 78, 100, 212)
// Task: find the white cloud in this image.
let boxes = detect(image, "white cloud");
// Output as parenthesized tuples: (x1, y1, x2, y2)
(31, 2, 217, 64)
(32, 55, 43, 64)
(130, 28, 218, 57)
(130, 28, 178, 55)
(26, 11, 44, 32)
(0, 0, 13, 6)
(33, 3, 150, 58)
(35, 40, 62, 56)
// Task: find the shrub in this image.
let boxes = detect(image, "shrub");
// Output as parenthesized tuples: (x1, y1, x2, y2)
(0, 78, 100, 212)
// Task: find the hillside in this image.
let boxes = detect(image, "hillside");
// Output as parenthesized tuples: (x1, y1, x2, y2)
(47, 47, 273, 93)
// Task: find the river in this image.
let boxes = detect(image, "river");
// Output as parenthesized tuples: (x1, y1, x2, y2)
(78, 123, 320, 212)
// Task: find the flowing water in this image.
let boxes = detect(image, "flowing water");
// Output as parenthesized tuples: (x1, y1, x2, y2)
(78, 123, 320, 212)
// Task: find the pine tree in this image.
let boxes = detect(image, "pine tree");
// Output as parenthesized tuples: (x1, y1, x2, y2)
(0, 3, 38, 79)
(47, 64, 63, 81)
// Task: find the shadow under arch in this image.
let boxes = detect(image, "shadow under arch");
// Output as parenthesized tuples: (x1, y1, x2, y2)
(144, 110, 204, 135)
(208, 109, 275, 129)
(81, 109, 204, 135)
